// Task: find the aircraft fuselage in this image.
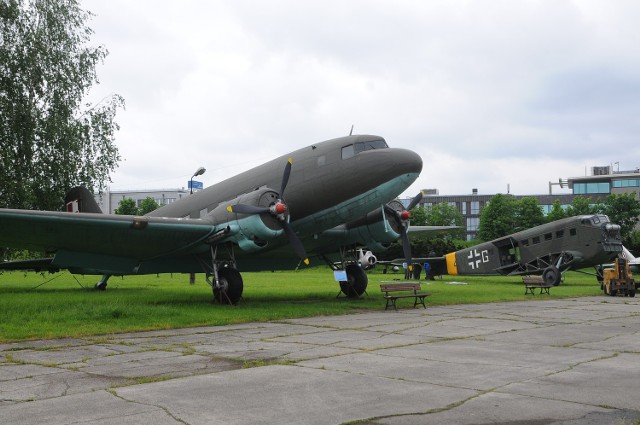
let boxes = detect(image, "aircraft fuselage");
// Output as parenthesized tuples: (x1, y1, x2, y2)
(445, 214, 623, 277)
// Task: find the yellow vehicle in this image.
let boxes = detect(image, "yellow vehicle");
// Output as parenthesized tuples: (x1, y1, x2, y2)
(602, 257, 637, 297)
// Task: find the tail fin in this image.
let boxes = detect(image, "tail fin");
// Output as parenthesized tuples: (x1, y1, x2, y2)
(64, 186, 103, 214)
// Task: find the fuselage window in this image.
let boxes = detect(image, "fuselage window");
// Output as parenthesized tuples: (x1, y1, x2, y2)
(532, 236, 540, 244)
(544, 233, 552, 241)
(317, 155, 326, 167)
(570, 228, 577, 236)
(521, 239, 529, 247)
(556, 230, 564, 238)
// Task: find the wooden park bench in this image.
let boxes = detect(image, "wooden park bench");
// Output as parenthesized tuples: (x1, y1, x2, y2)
(522, 276, 552, 295)
(380, 282, 431, 311)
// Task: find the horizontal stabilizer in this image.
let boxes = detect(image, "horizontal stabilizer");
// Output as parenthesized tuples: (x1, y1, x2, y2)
(64, 186, 103, 214)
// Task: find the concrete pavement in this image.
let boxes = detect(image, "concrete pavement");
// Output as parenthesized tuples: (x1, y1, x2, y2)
(1, 296, 639, 424)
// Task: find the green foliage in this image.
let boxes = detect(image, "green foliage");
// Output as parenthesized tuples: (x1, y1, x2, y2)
(628, 231, 640, 255)
(477, 194, 516, 241)
(423, 203, 465, 239)
(114, 198, 138, 215)
(379, 236, 464, 260)
(546, 199, 566, 222)
(138, 197, 160, 215)
(565, 195, 602, 216)
(409, 206, 428, 226)
(515, 197, 545, 231)
(0, 0, 123, 210)
(601, 193, 640, 243)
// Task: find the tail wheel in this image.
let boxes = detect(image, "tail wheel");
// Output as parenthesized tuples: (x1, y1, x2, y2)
(339, 264, 368, 298)
(213, 268, 244, 305)
(542, 266, 561, 286)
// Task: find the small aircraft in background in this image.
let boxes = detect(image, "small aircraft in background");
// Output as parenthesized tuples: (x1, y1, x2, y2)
(0, 134, 425, 303)
(383, 214, 624, 285)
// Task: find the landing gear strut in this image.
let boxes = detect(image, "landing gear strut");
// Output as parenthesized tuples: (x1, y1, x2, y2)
(200, 244, 244, 304)
(95, 274, 110, 291)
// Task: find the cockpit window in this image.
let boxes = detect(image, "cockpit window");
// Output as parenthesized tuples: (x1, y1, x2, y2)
(341, 145, 355, 160)
(342, 139, 389, 159)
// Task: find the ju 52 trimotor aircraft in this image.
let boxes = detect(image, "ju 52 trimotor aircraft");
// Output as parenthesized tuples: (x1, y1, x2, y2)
(0, 134, 424, 303)
(424, 214, 625, 285)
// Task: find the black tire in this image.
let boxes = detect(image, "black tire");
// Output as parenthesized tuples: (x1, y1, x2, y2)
(628, 289, 636, 298)
(542, 266, 561, 287)
(339, 264, 368, 298)
(213, 268, 244, 305)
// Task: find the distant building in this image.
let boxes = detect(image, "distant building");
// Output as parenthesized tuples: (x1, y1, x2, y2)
(411, 190, 575, 241)
(566, 166, 640, 199)
(96, 188, 191, 214)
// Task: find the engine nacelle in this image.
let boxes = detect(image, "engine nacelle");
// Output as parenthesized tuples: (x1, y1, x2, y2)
(321, 205, 402, 252)
(205, 188, 284, 252)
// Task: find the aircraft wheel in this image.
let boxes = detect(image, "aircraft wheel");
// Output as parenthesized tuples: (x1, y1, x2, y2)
(213, 268, 244, 305)
(628, 289, 635, 298)
(542, 266, 561, 286)
(339, 264, 368, 298)
(95, 275, 110, 291)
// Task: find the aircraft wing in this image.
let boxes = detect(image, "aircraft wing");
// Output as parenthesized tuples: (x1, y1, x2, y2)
(407, 225, 461, 236)
(0, 209, 220, 272)
(0, 258, 58, 273)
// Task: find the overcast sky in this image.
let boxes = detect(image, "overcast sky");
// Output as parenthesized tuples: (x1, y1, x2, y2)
(82, 0, 640, 198)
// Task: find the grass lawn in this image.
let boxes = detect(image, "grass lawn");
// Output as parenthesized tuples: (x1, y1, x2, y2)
(0, 268, 603, 342)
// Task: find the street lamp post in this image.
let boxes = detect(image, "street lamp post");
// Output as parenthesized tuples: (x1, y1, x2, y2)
(190, 166, 206, 194)
(189, 166, 206, 285)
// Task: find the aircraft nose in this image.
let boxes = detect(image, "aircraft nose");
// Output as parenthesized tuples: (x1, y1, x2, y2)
(391, 148, 423, 175)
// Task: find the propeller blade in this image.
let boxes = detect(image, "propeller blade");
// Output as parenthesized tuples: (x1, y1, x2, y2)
(227, 204, 270, 215)
(280, 158, 293, 199)
(281, 220, 310, 265)
(406, 191, 424, 211)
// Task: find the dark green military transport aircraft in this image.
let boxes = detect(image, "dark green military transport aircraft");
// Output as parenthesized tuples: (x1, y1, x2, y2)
(407, 214, 624, 285)
(0, 135, 424, 303)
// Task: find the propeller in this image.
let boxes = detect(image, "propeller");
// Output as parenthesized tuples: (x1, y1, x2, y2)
(384, 191, 424, 274)
(227, 158, 309, 265)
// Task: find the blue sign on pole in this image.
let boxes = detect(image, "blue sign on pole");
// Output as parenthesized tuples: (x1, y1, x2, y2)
(188, 180, 203, 190)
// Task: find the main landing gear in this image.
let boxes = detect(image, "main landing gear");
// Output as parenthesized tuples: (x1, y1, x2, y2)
(200, 244, 244, 305)
(95, 274, 110, 291)
(323, 246, 369, 298)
